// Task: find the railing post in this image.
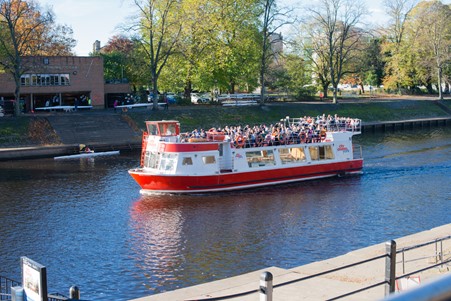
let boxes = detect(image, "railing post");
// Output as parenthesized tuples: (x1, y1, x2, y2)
(69, 286, 80, 300)
(385, 240, 397, 296)
(11, 286, 24, 301)
(259, 271, 273, 301)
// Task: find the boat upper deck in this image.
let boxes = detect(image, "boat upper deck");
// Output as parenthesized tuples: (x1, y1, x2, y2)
(145, 115, 361, 149)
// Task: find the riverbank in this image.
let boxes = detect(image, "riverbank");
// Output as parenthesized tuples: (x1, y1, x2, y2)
(0, 97, 450, 160)
(131, 224, 451, 301)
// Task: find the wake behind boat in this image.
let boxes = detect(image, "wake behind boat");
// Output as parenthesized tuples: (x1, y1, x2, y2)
(129, 115, 363, 194)
(54, 150, 120, 160)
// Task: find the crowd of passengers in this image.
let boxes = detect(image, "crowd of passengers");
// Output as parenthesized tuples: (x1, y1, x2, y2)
(181, 115, 360, 148)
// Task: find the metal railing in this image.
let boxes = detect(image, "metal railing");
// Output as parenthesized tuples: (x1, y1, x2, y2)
(397, 235, 451, 277)
(0, 276, 81, 301)
(184, 235, 451, 301)
(0, 276, 19, 301)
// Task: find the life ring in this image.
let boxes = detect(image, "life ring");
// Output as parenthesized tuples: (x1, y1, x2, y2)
(235, 135, 246, 148)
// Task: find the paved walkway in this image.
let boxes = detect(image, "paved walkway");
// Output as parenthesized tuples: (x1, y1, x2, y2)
(131, 224, 451, 301)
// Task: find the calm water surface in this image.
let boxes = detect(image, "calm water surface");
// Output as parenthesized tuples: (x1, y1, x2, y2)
(0, 127, 450, 300)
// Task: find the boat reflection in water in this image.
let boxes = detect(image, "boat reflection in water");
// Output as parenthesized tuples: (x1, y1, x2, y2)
(130, 196, 186, 291)
(127, 176, 368, 293)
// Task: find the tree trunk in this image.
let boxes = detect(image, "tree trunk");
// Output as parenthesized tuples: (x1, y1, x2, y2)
(184, 80, 192, 99)
(332, 85, 338, 104)
(426, 83, 434, 94)
(322, 84, 328, 99)
(230, 81, 235, 95)
(14, 79, 21, 116)
(437, 66, 443, 100)
(259, 70, 266, 104)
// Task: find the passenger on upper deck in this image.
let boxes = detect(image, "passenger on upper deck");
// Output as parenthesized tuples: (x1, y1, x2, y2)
(182, 115, 360, 148)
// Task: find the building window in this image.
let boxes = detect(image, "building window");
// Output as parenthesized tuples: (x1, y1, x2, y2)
(20, 73, 70, 86)
(20, 74, 30, 86)
(43, 58, 49, 65)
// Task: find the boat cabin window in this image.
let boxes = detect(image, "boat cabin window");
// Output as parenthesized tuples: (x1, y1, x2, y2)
(146, 122, 180, 136)
(182, 157, 193, 165)
(160, 153, 178, 171)
(321, 145, 335, 159)
(309, 146, 319, 160)
(147, 124, 158, 136)
(159, 123, 177, 136)
(144, 151, 159, 168)
(280, 147, 306, 164)
(245, 150, 276, 167)
(202, 156, 216, 164)
(309, 145, 334, 160)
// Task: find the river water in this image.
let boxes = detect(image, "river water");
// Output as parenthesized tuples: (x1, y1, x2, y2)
(0, 127, 450, 300)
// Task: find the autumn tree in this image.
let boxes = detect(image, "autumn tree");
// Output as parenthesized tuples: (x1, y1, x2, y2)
(99, 35, 135, 85)
(410, 1, 451, 99)
(307, 0, 367, 103)
(130, 0, 182, 109)
(381, 0, 418, 91)
(0, 0, 74, 116)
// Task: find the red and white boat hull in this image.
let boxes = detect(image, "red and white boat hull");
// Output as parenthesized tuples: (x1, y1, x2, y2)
(129, 159, 363, 194)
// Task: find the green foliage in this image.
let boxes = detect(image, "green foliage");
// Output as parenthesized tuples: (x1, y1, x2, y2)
(382, 0, 451, 94)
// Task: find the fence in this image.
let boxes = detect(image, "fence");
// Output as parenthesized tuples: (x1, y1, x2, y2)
(184, 235, 450, 301)
(0, 276, 19, 301)
(1, 236, 450, 301)
(0, 279, 80, 301)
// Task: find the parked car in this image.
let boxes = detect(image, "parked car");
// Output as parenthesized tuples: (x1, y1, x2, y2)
(166, 92, 177, 104)
(191, 93, 210, 104)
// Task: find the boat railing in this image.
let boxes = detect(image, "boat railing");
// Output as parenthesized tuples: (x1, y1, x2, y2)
(285, 117, 361, 134)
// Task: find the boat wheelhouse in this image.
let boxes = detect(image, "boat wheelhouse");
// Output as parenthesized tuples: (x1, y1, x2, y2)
(129, 117, 363, 194)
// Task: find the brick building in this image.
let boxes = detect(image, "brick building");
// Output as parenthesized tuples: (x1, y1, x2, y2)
(0, 56, 131, 113)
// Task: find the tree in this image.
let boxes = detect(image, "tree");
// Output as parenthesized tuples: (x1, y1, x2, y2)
(0, 0, 74, 116)
(171, 0, 219, 98)
(383, 0, 418, 45)
(283, 52, 312, 96)
(411, 1, 451, 99)
(307, 0, 367, 103)
(100, 35, 135, 85)
(130, 0, 183, 109)
(381, 0, 418, 91)
(258, 0, 294, 104)
(206, 0, 261, 95)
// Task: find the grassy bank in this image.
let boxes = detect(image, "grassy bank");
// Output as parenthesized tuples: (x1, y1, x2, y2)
(0, 99, 449, 148)
(128, 100, 450, 132)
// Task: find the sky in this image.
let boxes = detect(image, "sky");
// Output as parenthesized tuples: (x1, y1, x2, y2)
(38, 0, 449, 56)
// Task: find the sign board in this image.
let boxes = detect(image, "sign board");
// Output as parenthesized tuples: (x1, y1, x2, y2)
(21, 257, 47, 301)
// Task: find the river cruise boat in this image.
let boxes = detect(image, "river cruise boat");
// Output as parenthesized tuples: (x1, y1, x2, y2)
(129, 116, 363, 194)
